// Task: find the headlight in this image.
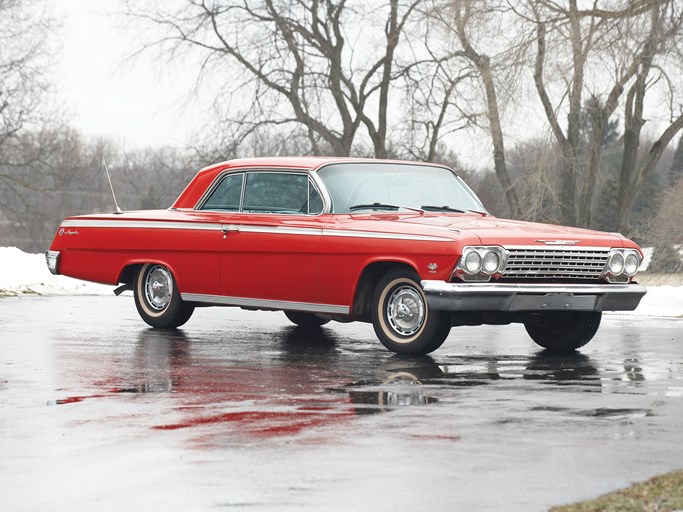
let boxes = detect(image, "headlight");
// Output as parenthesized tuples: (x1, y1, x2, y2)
(608, 251, 625, 275)
(457, 246, 507, 280)
(482, 250, 501, 274)
(604, 248, 642, 281)
(624, 251, 640, 276)
(463, 250, 482, 274)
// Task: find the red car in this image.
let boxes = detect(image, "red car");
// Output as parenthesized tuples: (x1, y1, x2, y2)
(46, 157, 646, 355)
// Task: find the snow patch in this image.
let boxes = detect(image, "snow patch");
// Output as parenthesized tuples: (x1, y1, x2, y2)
(611, 285, 683, 318)
(0, 247, 112, 296)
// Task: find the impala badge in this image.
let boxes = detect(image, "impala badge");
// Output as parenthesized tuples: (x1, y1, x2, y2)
(535, 240, 581, 246)
(427, 262, 439, 273)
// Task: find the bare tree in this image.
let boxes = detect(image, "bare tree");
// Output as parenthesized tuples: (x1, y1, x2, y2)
(125, 0, 437, 158)
(430, 0, 524, 216)
(397, 25, 475, 163)
(0, 0, 64, 250)
(526, 0, 683, 229)
(615, 3, 683, 231)
(0, 0, 55, 171)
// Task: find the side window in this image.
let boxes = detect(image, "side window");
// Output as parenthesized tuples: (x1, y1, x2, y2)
(243, 173, 309, 214)
(202, 173, 244, 211)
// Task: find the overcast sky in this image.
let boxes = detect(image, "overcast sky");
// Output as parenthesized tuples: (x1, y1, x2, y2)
(48, 0, 204, 150)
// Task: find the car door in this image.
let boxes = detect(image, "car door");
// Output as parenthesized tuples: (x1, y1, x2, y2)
(218, 171, 324, 305)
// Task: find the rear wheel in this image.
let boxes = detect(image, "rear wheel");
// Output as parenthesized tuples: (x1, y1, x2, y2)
(134, 263, 195, 328)
(371, 269, 451, 355)
(284, 311, 330, 327)
(524, 311, 602, 352)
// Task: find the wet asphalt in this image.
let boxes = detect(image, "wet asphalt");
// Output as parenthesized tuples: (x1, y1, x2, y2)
(1, 295, 682, 511)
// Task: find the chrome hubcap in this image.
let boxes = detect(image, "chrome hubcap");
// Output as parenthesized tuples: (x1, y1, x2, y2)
(145, 266, 172, 311)
(386, 285, 425, 336)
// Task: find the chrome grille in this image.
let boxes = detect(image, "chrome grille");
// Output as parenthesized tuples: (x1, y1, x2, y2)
(502, 247, 610, 281)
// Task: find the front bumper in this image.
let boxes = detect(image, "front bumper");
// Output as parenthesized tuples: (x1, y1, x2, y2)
(421, 280, 647, 312)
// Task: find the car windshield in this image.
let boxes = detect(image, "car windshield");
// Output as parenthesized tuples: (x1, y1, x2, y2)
(316, 162, 487, 214)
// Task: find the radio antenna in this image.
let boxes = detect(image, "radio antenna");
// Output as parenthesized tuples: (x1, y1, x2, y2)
(103, 157, 123, 214)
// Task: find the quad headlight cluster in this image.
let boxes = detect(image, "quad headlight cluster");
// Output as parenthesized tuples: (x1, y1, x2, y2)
(455, 246, 507, 281)
(604, 248, 641, 282)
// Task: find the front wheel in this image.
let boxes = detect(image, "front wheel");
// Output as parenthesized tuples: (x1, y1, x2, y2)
(371, 269, 451, 355)
(134, 263, 195, 328)
(524, 311, 602, 352)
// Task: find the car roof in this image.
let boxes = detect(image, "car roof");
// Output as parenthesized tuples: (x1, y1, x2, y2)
(198, 156, 431, 172)
(172, 156, 451, 209)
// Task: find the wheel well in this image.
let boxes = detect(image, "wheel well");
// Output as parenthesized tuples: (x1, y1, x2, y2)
(351, 261, 418, 320)
(118, 264, 142, 285)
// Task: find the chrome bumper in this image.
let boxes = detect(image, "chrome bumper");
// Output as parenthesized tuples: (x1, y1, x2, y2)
(45, 250, 60, 275)
(421, 281, 647, 312)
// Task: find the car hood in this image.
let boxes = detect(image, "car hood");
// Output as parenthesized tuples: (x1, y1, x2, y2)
(350, 213, 630, 248)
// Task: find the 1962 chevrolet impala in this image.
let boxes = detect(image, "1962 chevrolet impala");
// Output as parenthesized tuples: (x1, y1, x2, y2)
(46, 157, 646, 355)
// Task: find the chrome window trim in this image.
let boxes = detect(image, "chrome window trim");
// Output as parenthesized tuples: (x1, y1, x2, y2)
(196, 171, 246, 212)
(195, 167, 331, 216)
(308, 169, 333, 214)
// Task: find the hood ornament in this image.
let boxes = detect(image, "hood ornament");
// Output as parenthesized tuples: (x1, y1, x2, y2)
(535, 240, 581, 246)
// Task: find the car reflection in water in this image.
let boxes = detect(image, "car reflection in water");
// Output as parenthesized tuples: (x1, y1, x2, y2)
(52, 325, 655, 443)
(348, 375, 439, 413)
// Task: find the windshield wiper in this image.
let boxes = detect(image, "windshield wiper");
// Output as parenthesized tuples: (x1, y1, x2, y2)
(420, 205, 466, 213)
(349, 203, 424, 214)
(420, 205, 488, 216)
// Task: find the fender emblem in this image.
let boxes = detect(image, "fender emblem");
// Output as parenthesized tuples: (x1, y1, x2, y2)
(535, 240, 581, 246)
(427, 263, 439, 273)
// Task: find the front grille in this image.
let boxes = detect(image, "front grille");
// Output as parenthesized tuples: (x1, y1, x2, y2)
(502, 247, 610, 281)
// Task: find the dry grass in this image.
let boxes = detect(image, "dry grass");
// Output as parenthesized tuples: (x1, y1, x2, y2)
(550, 470, 683, 512)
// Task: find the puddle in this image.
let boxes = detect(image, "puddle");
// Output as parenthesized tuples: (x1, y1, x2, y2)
(530, 405, 655, 420)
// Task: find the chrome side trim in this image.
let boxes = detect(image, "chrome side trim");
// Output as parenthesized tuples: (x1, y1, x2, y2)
(58, 219, 453, 242)
(60, 220, 221, 231)
(181, 293, 350, 315)
(323, 229, 453, 242)
(230, 225, 322, 236)
(421, 280, 647, 312)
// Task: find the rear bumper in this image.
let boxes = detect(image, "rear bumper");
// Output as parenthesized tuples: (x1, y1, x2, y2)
(421, 281, 646, 312)
(45, 250, 60, 275)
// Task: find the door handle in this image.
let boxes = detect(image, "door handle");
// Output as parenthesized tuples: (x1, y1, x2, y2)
(222, 225, 240, 238)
